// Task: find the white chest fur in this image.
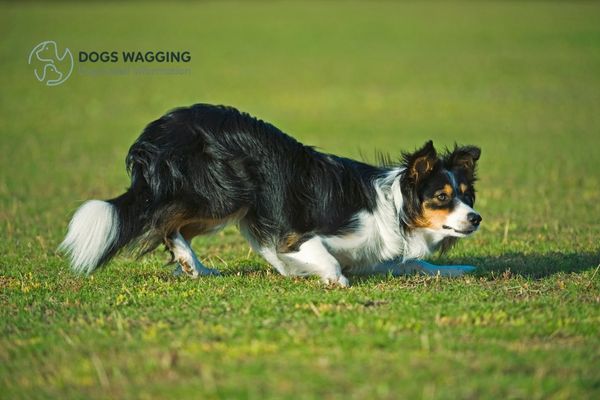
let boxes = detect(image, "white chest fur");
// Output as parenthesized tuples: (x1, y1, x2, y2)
(321, 170, 442, 273)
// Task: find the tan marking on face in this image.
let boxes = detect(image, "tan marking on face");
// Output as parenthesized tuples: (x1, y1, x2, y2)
(442, 184, 453, 196)
(413, 202, 451, 229)
(459, 183, 468, 194)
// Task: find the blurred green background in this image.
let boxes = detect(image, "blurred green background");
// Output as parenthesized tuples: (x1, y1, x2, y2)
(1, 1, 599, 399)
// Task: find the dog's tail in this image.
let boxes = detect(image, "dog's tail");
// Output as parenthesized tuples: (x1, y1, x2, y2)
(59, 188, 150, 274)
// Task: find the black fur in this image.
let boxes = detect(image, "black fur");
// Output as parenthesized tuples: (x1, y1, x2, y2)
(77, 103, 479, 271)
(106, 104, 385, 262)
(99, 188, 150, 265)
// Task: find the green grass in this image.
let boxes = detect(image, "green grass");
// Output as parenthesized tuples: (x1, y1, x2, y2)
(1, 1, 599, 399)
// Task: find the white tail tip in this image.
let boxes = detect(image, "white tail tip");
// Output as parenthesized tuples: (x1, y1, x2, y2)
(59, 200, 118, 274)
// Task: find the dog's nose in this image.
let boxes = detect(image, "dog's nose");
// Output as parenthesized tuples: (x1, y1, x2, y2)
(468, 212, 482, 226)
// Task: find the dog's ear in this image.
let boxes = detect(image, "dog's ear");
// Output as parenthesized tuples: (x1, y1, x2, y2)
(445, 145, 481, 180)
(403, 140, 438, 183)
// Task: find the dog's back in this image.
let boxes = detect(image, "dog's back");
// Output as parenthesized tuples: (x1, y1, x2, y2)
(60, 104, 379, 274)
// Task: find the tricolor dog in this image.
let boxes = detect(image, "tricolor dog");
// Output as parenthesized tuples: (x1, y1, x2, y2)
(60, 104, 482, 286)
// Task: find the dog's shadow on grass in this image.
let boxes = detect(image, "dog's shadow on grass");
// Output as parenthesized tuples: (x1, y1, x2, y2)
(437, 251, 599, 279)
(150, 251, 599, 283)
(213, 252, 599, 282)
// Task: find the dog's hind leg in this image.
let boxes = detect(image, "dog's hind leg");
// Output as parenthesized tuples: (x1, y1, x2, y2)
(166, 231, 220, 278)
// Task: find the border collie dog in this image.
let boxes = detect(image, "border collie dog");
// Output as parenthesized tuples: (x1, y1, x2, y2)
(60, 104, 482, 286)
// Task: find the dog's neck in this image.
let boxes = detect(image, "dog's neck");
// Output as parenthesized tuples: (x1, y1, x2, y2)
(373, 168, 445, 261)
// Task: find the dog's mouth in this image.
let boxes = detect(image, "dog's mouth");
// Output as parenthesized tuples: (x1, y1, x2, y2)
(442, 225, 476, 235)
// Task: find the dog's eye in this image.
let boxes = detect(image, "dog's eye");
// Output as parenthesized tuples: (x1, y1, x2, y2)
(436, 193, 448, 202)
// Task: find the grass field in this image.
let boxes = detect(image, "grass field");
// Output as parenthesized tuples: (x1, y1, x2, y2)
(1, 1, 600, 399)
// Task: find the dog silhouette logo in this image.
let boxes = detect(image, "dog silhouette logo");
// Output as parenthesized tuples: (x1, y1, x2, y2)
(28, 40, 74, 86)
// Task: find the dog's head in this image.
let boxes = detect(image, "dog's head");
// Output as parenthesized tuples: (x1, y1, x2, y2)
(400, 140, 482, 238)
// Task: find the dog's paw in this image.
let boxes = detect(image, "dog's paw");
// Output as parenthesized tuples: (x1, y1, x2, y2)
(337, 275, 350, 287)
(174, 263, 221, 278)
(322, 274, 350, 288)
(199, 268, 221, 277)
(189, 267, 222, 278)
(172, 265, 184, 277)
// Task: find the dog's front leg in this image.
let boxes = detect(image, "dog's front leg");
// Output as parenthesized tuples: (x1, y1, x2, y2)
(278, 237, 350, 287)
(368, 259, 476, 277)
